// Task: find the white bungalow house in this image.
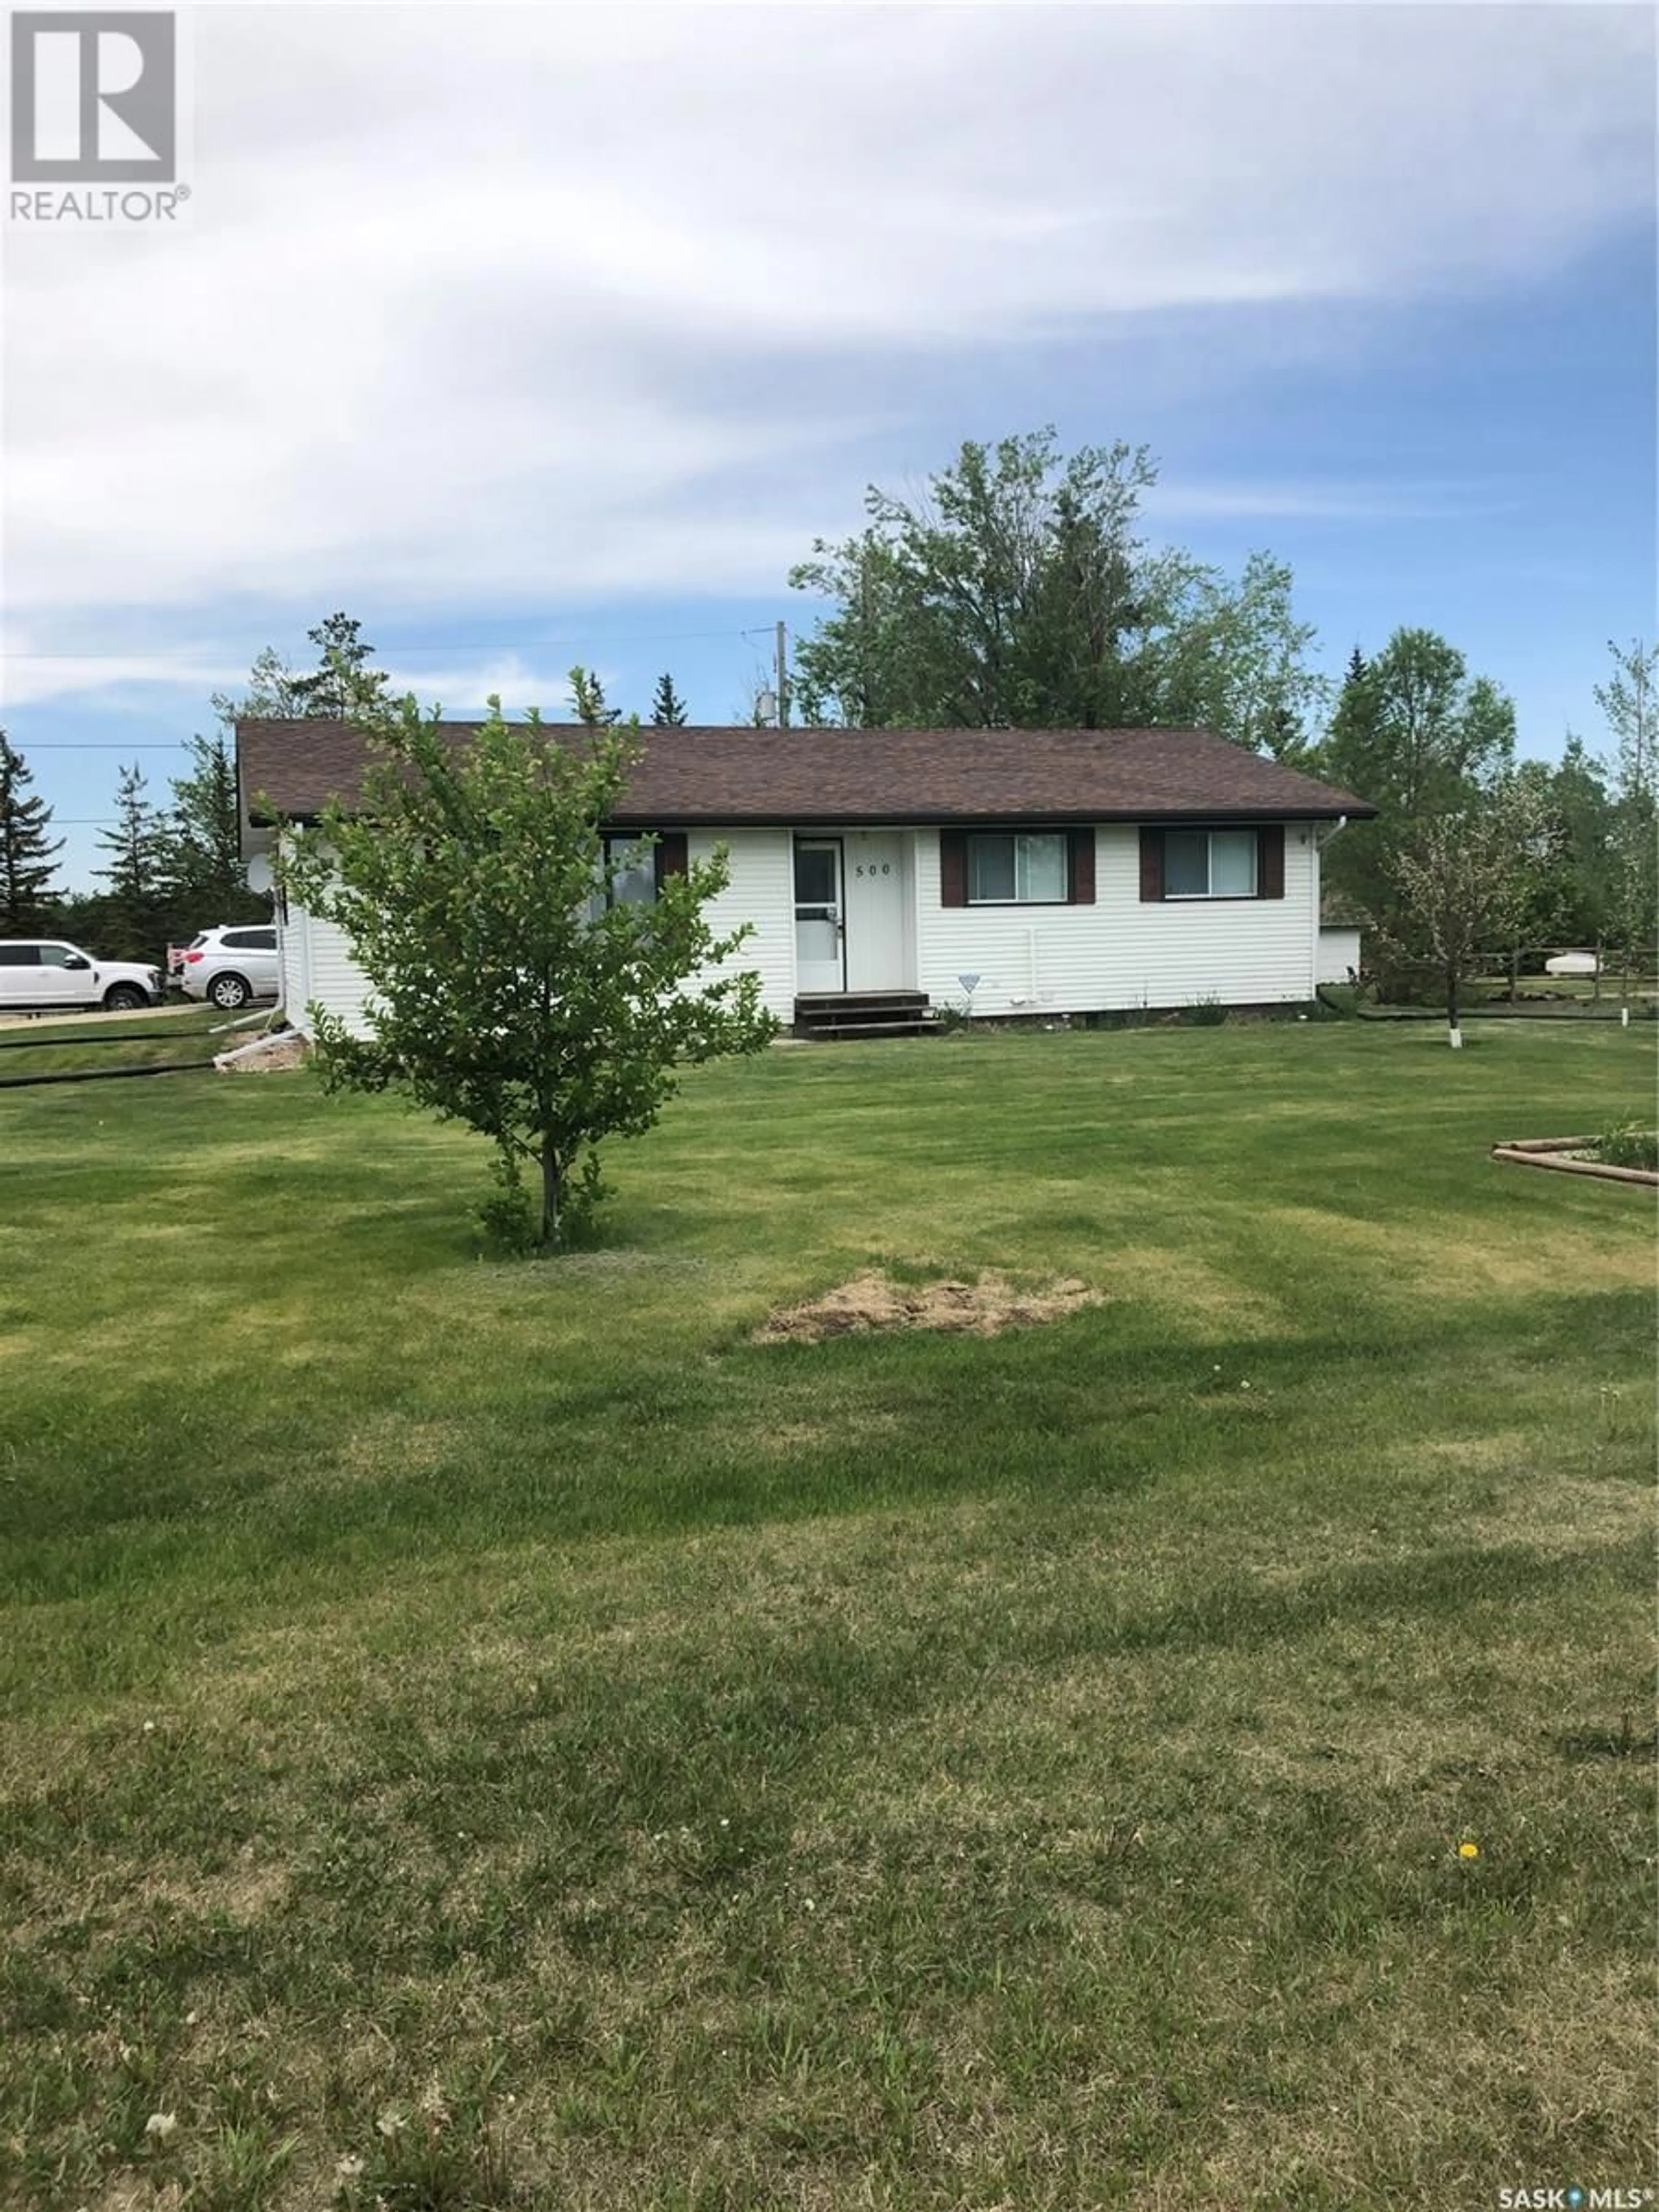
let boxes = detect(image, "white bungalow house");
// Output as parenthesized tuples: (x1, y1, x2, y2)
(236, 721, 1375, 1036)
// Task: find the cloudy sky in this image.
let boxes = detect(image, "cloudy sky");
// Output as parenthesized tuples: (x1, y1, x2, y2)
(3, 2, 1653, 884)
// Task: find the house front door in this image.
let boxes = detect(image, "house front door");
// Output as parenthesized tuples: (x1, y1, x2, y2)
(842, 832, 908, 991)
(794, 838, 845, 993)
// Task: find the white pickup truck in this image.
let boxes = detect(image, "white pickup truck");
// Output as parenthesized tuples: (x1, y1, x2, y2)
(0, 939, 163, 1013)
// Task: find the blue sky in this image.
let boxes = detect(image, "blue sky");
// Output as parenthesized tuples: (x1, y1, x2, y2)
(3, 4, 1653, 887)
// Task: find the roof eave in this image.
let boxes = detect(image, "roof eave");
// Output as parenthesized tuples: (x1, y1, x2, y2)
(252, 802, 1377, 830)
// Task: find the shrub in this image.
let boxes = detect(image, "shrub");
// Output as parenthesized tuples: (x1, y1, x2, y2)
(1182, 994, 1228, 1027)
(1589, 1124, 1658, 1173)
(475, 1154, 538, 1255)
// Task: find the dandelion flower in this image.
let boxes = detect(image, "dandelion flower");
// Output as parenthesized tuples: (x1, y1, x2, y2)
(1458, 1840, 1480, 1860)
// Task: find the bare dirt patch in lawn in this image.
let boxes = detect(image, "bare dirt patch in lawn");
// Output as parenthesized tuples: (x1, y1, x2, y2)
(755, 1268, 1102, 1344)
(215, 1031, 309, 1073)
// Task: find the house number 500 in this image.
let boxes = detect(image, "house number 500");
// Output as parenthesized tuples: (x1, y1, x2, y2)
(855, 864, 893, 877)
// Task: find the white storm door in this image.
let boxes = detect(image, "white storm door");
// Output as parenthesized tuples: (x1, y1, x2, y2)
(843, 833, 908, 990)
(794, 838, 845, 993)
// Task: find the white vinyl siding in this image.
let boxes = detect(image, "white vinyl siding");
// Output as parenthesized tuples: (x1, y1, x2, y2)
(684, 829, 795, 1020)
(917, 825, 1319, 1015)
(276, 822, 1322, 1035)
(967, 831, 1067, 904)
(280, 828, 794, 1039)
(1317, 925, 1362, 984)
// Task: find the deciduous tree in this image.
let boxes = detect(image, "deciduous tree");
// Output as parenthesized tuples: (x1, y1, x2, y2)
(788, 428, 1322, 748)
(282, 696, 775, 1247)
(1319, 630, 1516, 958)
(568, 666, 620, 728)
(1387, 777, 1545, 1046)
(1595, 638, 1658, 991)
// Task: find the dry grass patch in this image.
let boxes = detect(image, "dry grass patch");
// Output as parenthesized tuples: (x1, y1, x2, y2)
(1269, 1203, 1654, 1300)
(754, 1268, 1102, 1344)
(1092, 1243, 1286, 1334)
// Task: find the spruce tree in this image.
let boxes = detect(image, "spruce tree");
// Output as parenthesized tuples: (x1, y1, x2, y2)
(165, 733, 264, 921)
(0, 729, 63, 930)
(650, 672, 689, 727)
(94, 763, 171, 961)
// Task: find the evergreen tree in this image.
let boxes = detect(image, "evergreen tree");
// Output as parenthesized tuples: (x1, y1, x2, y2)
(0, 729, 63, 930)
(165, 733, 267, 923)
(285, 613, 390, 720)
(93, 763, 172, 961)
(650, 672, 689, 727)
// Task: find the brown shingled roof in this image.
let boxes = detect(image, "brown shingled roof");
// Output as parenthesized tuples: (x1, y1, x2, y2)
(238, 720, 1375, 828)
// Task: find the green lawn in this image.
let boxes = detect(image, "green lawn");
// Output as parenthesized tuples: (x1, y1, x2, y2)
(1, 1022, 1653, 2211)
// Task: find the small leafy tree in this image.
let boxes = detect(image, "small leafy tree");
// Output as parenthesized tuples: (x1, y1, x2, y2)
(281, 696, 776, 1247)
(567, 666, 620, 728)
(1387, 779, 1545, 1046)
(650, 672, 689, 727)
(0, 730, 63, 929)
(1595, 638, 1658, 998)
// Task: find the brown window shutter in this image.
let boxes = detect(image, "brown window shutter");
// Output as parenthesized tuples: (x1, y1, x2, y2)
(1138, 826, 1164, 902)
(653, 832, 689, 889)
(940, 829, 968, 908)
(1257, 825, 1284, 900)
(1067, 827, 1096, 905)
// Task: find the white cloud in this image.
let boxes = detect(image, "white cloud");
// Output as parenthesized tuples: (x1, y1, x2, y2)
(0, 630, 247, 709)
(1147, 480, 1523, 525)
(2, 3, 1650, 636)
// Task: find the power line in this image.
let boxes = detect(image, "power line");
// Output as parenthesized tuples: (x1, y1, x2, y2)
(0, 625, 785, 663)
(19, 742, 194, 751)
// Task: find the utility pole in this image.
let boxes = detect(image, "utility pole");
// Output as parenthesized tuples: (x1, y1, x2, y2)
(775, 620, 789, 729)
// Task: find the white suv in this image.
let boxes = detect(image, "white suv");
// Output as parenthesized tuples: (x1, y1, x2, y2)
(0, 940, 162, 1013)
(175, 925, 280, 1010)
